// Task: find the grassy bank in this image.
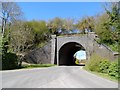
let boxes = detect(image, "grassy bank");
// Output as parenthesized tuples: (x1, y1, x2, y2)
(84, 53, 119, 83)
(83, 67, 118, 82)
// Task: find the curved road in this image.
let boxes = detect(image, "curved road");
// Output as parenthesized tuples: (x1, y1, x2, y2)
(2, 66, 118, 88)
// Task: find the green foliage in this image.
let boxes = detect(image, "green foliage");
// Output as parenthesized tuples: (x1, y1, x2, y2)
(2, 52, 18, 70)
(0, 35, 2, 70)
(75, 59, 79, 65)
(108, 61, 118, 78)
(2, 35, 19, 70)
(21, 64, 55, 68)
(99, 60, 110, 73)
(104, 3, 119, 44)
(37, 41, 47, 48)
(85, 54, 102, 72)
(95, 3, 120, 51)
(100, 30, 113, 44)
(94, 3, 119, 49)
(25, 20, 50, 45)
(0, 35, 2, 56)
(85, 53, 119, 79)
(108, 42, 118, 52)
(2, 36, 9, 56)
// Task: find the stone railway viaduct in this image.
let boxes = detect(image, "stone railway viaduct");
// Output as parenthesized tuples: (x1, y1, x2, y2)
(25, 32, 119, 65)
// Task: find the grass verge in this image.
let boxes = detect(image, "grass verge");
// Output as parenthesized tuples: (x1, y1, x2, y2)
(2, 64, 56, 71)
(83, 67, 118, 83)
(19, 64, 56, 69)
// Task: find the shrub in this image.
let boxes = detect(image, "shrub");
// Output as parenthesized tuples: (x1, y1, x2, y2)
(99, 60, 110, 73)
(2, 53, 18, 70)
(85, 53, 102, 72)
(108, 61, 118, 78)
(85, 53, 119, 79)
(108, 42, 118, 52)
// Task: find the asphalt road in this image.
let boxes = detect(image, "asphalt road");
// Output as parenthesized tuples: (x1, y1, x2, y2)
(2, 66, 118, 88)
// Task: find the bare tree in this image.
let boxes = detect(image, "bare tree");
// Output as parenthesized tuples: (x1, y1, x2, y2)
(63, 18, 74, 31)
(10, 21, 34, 54)
(9, 21, 34, 66)
(76, 16, 95, 33)
(47, 17, 63, 34)
(1, 2, 23, 35)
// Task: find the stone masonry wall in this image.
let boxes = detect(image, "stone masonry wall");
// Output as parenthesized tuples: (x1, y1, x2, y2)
(93, 39, 119, 61)
(24, 33, 119, 65)
(24, 42, 51, 64)
(87, 33, 119, 61)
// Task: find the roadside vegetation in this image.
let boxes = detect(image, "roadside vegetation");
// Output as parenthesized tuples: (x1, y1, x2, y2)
(2, 64, 55, 70)
(1, 2, 119, 70)
(84, 3, 119, 82)
(85, 68, 118, 82)
(20, 64, 56, 69)
(84, 53, 120, 82)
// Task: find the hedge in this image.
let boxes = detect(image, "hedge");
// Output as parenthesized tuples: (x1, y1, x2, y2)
(2, 52, 18, 70)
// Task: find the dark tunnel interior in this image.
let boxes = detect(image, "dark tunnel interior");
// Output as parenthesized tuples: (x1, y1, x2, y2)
(59, 42, 85, 66)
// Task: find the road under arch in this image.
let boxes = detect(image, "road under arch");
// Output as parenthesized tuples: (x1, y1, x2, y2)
(59, 42, 85, 66)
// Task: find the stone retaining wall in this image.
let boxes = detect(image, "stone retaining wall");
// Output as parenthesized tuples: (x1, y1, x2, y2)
(24, 42, 51, 64)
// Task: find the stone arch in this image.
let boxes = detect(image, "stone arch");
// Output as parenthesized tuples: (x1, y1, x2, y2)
(51, 35, 93, 65)
(56, 36, 88, 51)
(58, 42, 86, 65)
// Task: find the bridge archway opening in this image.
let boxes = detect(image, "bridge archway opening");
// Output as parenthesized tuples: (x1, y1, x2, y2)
(59, 42, 85, 66)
